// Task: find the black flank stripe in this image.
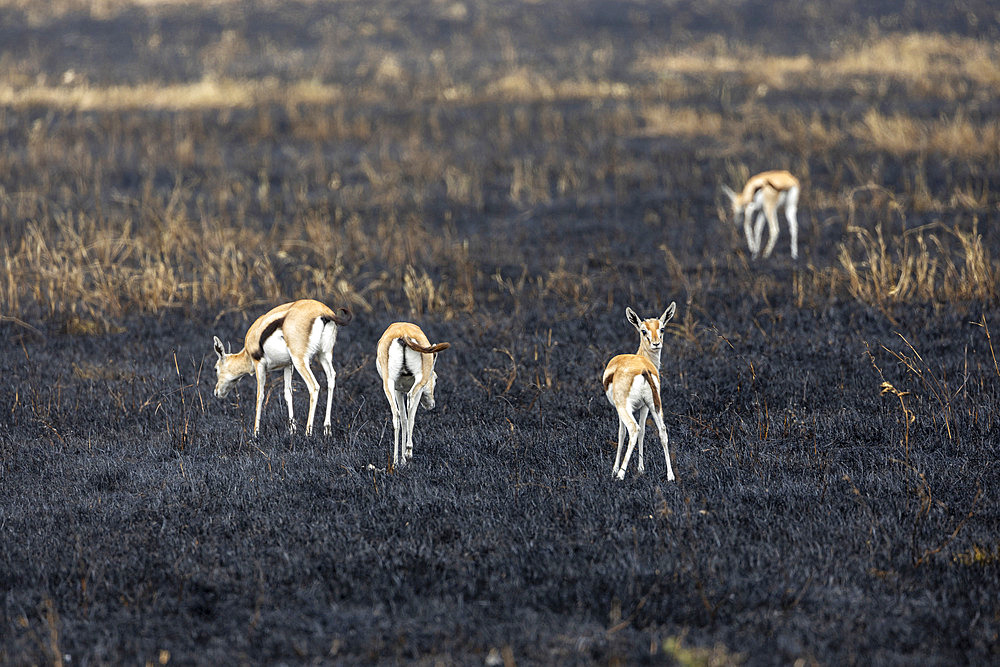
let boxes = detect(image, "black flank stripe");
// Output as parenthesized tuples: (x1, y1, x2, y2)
(252, 317, 285, 360)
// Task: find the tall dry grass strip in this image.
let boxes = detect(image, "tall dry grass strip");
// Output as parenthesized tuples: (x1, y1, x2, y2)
(0, 78, 343, 111)
(638, 33, 1000, 94)
(837, 186, 998, 308)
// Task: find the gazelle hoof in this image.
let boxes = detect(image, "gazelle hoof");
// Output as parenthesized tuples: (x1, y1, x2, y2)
(323, 424, 332, 437)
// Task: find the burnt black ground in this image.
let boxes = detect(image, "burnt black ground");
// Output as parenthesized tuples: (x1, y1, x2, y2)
(3, 1, 1000, 664)
(3, 286, 1000, 664)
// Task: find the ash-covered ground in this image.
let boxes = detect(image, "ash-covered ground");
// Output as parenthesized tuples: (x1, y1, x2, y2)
(2, 1, 1000, 664)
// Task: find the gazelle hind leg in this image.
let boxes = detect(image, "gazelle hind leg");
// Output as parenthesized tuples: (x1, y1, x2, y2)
(404, 387, 422, 461)
(636, 406, 648, 474)
(615, 407, 640, 481)
(383, 382, 404, 467)
(319, 351, 336, 436)
(649, 407, 675, 481)
(292, 356, 321, 436)
(752, 210, 767, 258)
(396, 391, 411, 464)
(743, 214, 758, 257)
(762, 205, 780, 258)
(613, 419, 627, 477)
(283, 366, 296, 433)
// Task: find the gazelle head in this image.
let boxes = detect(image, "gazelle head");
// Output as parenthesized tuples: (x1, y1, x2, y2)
(626, 303, 676, 354)
(419, 342, 450, 410)
(722, 185, 745, 224)
(213, 335, 246, 398)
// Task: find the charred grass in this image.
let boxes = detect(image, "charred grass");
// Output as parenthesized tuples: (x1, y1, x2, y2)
(2, 0, 1000, 664)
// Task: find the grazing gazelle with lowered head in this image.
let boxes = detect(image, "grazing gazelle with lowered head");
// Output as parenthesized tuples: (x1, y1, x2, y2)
(213, 299, 352, 437)
(723, 170, 800, 260)
(376, 322, 450, 469)
(602, 304, 677, 481)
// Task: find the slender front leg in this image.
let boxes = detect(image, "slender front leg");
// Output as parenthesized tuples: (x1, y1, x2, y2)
(319, 352, 336, 436)
(787, 204, 799, 260)
(283, 366, 296, 433)
(253, 361, 268, 437)
(636, 405, 648, 474)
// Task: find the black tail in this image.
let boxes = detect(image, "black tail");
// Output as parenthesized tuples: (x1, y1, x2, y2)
(329, 306, 353, 326)
(403, 338, 451, 354)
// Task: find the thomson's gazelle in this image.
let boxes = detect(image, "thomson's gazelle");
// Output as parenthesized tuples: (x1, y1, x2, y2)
(213, 299, 352, 437)
(602, 304, 677, 481)
(376, 322, 450, 469)
(723, 170, 800, 260)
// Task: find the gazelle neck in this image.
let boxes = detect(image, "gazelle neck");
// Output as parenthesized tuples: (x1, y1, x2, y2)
(636, 340, 662, 371)
(231, 348, 255, 375)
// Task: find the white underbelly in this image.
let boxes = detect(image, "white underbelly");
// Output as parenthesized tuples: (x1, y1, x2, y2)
(261, 331, 292, 368)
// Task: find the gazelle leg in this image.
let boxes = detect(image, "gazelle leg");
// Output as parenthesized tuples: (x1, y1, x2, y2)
(787, 204, 799, 260)
(762, 205, 780, 258)
(636, 406, 648, 474)
(396, 390, 410, 464)
(649, 407, 675, 481)
(382, 381, 403, 467)
(283, 366, 296, 433)
(743, 212, 758, 257)
(615, 407, 640, 481)
(319, 352, 336, 436)
(752, 210, 767, 258)
(253, 362, 267, 437)
(613, 419, 627, 477)
(292, 356, 320, 436)
(404, 387, 421, 461)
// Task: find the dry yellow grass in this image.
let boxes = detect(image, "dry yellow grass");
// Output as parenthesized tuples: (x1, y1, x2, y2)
(638, 105, 725, 138)
(836, 187, 997, 308)
(857, 110, 1000, 158)
(637, 33, 1000, 94)
(482, 67, 631, 103)
(0, 78, 343, 111)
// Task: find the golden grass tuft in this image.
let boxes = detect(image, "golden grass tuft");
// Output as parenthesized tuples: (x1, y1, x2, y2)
(637, 33, 1000, 96)
(0, 78, 343, 111)
(837, 188, 998, 308)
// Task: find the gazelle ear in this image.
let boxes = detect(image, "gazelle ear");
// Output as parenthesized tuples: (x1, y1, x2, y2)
(660, 302, 677, 326)
(626, 307, 642, 330)
(213, 336, 226, 359)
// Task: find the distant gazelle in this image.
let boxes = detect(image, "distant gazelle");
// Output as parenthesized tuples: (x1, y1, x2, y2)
(376, 322, 450, 469)
(602, 304, 677, 481)
(723, 170, 800, 260)
(213, 299, 352, 437)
